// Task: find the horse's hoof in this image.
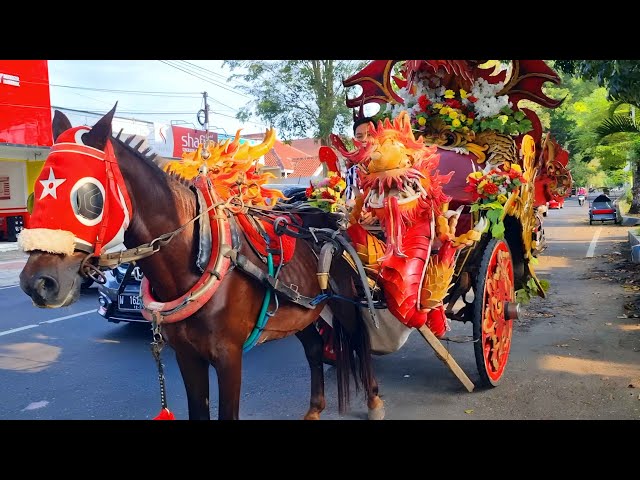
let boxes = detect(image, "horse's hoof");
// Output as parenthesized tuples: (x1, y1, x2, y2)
(368, 405, 385, 420)
(304, 412, 321, 420)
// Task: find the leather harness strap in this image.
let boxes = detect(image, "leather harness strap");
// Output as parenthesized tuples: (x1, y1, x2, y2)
(221, 245, 323, 310)
(140, 175, 234, 324)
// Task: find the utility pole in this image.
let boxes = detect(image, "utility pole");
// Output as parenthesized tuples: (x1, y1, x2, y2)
(197, 91, 211, 162)
(197, 91, 210, 132)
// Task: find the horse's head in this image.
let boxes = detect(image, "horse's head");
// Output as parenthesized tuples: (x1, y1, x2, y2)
(19, 104, 132, 307)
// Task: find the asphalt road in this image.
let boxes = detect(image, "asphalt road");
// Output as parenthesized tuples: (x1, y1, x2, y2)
(0, 194, 638, 420)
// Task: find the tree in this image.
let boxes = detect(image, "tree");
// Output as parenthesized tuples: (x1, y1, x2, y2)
(223, 60, 368, 146)
(554, 61, 640, 212)
(554, 61, 640, 108)
(595, 110, 640, 212)
(542, 71, 632, 189)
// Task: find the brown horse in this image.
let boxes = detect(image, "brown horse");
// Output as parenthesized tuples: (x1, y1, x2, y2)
(18, 105, 385, 420)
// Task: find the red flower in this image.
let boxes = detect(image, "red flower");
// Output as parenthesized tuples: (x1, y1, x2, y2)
(467, 111, 475, 119)
(445, 99, 462, 110)
(305, 186, 314, 198)
(467, 95, 478, 103)
(482, 182, 499, 195)
(321, 190, 334, 200)
(418, 95, 431, 111)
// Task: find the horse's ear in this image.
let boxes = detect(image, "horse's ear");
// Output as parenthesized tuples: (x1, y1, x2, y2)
(52, 110, 73, 143)
(83, 103, 118, 151)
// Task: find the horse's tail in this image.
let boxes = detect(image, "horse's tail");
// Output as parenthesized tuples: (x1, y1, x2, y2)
(332, 305, 375, 415)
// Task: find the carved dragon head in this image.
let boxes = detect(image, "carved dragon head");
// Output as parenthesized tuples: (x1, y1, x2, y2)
(164, 128, 284, 207)
(332, 111, 452, 258)
(333, 111, 451, 219)
(535, 133, 573, 205)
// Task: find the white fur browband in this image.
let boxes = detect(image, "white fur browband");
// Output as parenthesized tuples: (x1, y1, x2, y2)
(18, 228, 76, 256)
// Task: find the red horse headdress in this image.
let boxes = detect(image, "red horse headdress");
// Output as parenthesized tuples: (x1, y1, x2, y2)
(18, 126, 132, 256)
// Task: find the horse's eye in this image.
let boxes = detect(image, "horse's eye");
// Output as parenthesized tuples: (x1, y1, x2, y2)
(70, 179, 105, 224)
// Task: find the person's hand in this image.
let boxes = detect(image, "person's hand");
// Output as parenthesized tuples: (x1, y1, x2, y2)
(359, 210, 377, 226)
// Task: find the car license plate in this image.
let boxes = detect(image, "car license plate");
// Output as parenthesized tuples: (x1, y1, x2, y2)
(118, 293, 142, 311)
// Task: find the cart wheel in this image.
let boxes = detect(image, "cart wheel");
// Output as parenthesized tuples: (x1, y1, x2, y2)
(473, 238, 514, 387)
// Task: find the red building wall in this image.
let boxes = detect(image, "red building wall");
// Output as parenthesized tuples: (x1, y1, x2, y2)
(0, 60, 53, 146)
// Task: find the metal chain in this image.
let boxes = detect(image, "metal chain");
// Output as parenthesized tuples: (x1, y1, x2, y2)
(150, 316, 168, 410)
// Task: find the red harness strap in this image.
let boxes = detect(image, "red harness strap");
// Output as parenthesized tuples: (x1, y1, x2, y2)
(140, 175, 232, 324)
(95, 140, 133, 255)
(236, 213, 297, 265)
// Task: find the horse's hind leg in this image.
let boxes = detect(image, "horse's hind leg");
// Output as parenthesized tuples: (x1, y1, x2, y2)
(296, 322, 327, 420)
(359, 340, 385, 420)
(347, 308, 385, 420)
(364, 367, 385, 420)
(174, 349, 211, 420)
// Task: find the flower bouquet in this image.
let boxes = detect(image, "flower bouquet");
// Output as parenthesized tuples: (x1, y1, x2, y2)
(377, 73, 533, 138)
(305, 171, 347, 213)
(464, 164, 527, 238)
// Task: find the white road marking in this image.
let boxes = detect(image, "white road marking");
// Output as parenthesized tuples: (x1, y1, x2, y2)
(39, 309, 97, 324)
(0, 309, 96, 336)
(586, 226, 603, 257)
(0, 325, 39, 336)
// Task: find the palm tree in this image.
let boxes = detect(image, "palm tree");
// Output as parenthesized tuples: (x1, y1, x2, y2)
(595, 104, 640, 214)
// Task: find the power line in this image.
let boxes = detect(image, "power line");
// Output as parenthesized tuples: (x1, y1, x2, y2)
(164, 60, 248, 94)
(21, 79, 202, 97)
(179, 60, 228, 78)
(50, 105, 268, 128)
(19, 68, 254, 122)
(176, 61, 252, 90)
(51, 105, 199, 116)
(159, 60, 251, 99)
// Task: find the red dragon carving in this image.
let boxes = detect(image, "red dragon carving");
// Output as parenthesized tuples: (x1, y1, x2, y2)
(332, 112, 485, 335)
(534, 132, 573, 207)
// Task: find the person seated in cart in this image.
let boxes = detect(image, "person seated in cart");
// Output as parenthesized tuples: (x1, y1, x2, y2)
(316, 114, 379, 364)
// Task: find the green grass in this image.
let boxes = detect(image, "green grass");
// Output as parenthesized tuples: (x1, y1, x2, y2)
(619, 198, 631, 214)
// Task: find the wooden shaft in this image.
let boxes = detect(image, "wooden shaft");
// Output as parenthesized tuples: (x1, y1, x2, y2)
(417, 324, 475, 393)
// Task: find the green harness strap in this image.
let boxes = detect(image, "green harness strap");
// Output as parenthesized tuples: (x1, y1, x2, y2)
(242, 252, 274, 352)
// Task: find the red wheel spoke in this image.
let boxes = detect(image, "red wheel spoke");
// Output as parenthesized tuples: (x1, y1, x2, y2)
(477, 240, 514, 384)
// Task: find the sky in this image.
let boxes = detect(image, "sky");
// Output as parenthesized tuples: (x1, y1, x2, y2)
(47, 60, 270, 136)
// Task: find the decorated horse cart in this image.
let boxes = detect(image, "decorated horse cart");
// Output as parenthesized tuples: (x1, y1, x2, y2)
(16, 59, 571, 419)
(316, 59, 572, 390)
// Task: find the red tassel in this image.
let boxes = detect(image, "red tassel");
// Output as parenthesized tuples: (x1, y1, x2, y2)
(154, 408, 175, 420)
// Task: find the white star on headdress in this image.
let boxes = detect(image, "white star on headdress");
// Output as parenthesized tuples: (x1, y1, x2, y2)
(39, 167, 67, 200)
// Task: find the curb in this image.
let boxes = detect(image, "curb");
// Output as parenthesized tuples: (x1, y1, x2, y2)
(621, 216, 640, 226)
(627, 221, 640, 263)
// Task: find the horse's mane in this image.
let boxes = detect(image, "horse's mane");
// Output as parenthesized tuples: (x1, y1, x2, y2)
(111, 128, 192, 189)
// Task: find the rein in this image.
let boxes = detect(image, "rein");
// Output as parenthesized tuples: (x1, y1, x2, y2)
(82, 191, 242, 283)
(84, 168, 379, 329)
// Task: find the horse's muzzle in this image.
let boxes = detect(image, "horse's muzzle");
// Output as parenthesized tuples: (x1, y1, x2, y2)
(19, 251, 84, 308)
(21, 274, 61, 307)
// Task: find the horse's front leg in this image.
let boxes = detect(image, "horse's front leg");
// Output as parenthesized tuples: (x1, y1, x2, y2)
(213, 343, 243, 420)
(296, 322, 326, 420)
(174, 348, 211, 420)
